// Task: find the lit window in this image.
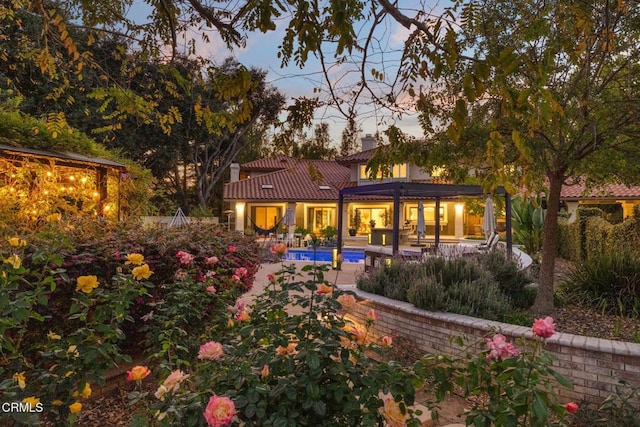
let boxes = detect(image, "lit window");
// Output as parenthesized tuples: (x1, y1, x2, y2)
(359, 163, 407, 180)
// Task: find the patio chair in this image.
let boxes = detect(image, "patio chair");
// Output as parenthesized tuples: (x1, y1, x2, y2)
(477, 231, 499, 252)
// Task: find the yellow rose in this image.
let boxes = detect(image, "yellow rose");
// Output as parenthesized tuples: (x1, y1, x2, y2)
(8, 237, 20, 247)
(73, 383, 91, 399)
(125, 253, 144, 266)
(47, 331, 61, 340)
(13, 372, 26, 389)
(132, 264, 153, 280)
(67, 345, 79, 358)
(69, 402, 82, 414)
(76, 275, 98, 294)
(381, 397, 406, 427)
(4, 255, 22, 269)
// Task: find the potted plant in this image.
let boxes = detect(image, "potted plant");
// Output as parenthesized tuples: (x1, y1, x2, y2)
(349, 209, 361, 236)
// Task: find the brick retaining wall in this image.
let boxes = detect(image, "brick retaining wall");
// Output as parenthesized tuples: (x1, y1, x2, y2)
(342, 286, 640, 405)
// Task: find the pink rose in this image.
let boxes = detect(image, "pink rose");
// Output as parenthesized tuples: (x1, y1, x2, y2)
(234, 267, 248, 277)
(206, 256, 219, 265)
(198, 341, 224, 361)
(203, 395, 236, 427)
(227, 245, 236, 252)
(231, 274, 241, 282)
(206, 285, 217, 294)
(532, 316, 555, 339)
(366, 309, 379, 322)
(485, 334, 519, 360)
(155, 369, 190, 400)
(261, 364, 269, 379)
(565, 402, 578, 414)
(175, 250, 195, 265)
(381, 336, 393, 347)
(267, 273, 276, 284)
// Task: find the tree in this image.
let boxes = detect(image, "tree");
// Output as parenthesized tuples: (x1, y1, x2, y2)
(6, 0, 640, 313)
(294, 122, 338, 160)
(1, 15, 285, 213)
(381, 0, 640, 314)
(340, 116, 360, 156)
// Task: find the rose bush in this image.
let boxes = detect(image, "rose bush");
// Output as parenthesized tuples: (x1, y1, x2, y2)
(146, 261, 424, 426)
(0, 237, 152, 425)
(417, 317, 578, 426)
(0, 219, 261, 425)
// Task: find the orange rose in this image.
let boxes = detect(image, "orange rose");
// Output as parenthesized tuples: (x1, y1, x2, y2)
(127, 365, 151, 381)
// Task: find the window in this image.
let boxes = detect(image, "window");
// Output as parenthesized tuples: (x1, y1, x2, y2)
(253, 206, 281, 229)
(359, 163, 407, 180)
(356, 207, 389, 233)
(407, 204, 447, 224)
(308, 207, 335, 234)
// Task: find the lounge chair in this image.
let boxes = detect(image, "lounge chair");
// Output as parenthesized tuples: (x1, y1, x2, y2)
(477, 231, 499, 252)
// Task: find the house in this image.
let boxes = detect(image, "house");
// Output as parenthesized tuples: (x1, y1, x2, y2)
(560, 181, 640, 223)
(223, 135, 640, 240)
(224, 135, 474, 240)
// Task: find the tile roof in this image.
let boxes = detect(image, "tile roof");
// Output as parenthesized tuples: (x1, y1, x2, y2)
(240, 155, 298, 172)
(224, 160, 351, 201)
(335, 149, 376, 165)
(561, 182, 640, 200)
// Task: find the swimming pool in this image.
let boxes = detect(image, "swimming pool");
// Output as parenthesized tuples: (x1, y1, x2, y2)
(283, 248, 365, 263)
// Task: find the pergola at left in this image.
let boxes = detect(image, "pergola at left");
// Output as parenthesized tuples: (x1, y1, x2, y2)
(0, 144, 127, 220)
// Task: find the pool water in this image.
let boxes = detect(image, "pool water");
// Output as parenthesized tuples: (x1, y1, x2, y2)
(283, 248, 365, 263)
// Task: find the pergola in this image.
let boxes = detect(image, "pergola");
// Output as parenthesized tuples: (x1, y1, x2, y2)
(337, 182, 512, 257)
(0, 144, 127, 220)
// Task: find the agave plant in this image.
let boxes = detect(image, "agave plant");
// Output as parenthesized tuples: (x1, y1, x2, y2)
(511, 196, 546, 257)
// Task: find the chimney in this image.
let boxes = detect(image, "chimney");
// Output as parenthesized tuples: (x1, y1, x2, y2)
(361, 134, 377, 152)
(230, 163, 240, 182)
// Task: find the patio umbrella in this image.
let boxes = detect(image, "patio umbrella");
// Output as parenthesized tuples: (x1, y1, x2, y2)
(416, 201, 426, 245)
(482, 195, 496, 241)
(283, 207, 295, 227)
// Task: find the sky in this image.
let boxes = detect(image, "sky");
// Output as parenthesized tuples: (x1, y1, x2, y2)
(126, 1, 436, 148)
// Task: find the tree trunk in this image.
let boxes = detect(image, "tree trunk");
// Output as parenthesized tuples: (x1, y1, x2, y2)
(531, 170, 564, 315)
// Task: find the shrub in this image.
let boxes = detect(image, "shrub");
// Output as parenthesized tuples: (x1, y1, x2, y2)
(417, 318, 577, 426)
(477, 251, 535, 309)
(148, 262, 425, 426)
(360, 254, 530, 321)
(0, 220, 260, 424)
(559, 249, 640, 316)
(0, 237, 151, 425)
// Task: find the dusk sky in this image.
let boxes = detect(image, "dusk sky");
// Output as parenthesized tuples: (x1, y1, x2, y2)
(127, 1, 432, 146)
